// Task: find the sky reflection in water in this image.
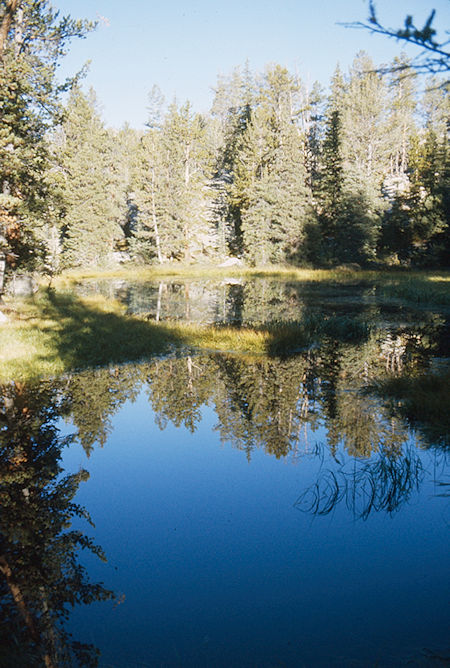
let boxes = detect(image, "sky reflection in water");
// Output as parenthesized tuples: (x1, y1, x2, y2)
(63, 357, 447, 667)
(2, 279, 449, 667)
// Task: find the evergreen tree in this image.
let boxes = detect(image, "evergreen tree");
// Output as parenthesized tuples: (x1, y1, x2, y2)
(55, 87, 124, 267)
(377, 56, 419, 263)
(383, 79, 450, 265)
(415, 81, 450, 264)
(211, 64, 255, 254)
(234, 65, 313, 265)
(0, 379, 114, 666)
(342, 52, 389, 204)
(130, 126, 165, 263)
(316, 108, 344, 263)
(385, 55, 418, 189)
(0, 1, 94, 286)
(316, 53, 391, 264)
(132, 100, 216, 263)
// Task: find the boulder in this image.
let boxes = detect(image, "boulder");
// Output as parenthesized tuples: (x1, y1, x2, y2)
(8, 273, 37, 298)
(335, 263, 361, 273)
(219, 257, 243, 267)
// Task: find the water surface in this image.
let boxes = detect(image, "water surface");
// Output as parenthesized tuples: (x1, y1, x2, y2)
(1, 278, 449, 666)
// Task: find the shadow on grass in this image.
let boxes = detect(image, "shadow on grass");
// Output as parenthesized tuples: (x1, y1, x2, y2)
(8, 289, 374, 379)
(37, 289, 177, 371)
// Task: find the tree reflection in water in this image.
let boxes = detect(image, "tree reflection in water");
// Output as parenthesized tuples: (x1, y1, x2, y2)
(1, 318, 448, 663)
(0, 381, 114, 667)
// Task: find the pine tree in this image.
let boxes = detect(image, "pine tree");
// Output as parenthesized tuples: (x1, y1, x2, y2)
(211, 64, 255, 254)
(382, 79, 450, 265)
(385, 55, 418, 189)
(55, 87, 124, 267)
(234, 65, 313, 265)
(131, 126, 166, 263)
(0, 1, 94, 287)
(132, 100, 216, 263)
(319, 53, 390, 264)
(342, 53, 390, 211)
(377, 56, 419, 263)
(316, 108, 344, 264)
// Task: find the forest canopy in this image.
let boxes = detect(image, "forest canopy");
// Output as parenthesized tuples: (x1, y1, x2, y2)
(0, 0, 449, 291)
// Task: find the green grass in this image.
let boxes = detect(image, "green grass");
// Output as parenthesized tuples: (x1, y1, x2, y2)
(372, 369, 450, 447)
(2, 267, 449, 382)
(0, 286, 374, 382)
(49, 264, 450, 305)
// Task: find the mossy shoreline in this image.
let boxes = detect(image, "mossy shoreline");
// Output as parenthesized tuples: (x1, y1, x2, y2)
(1, 267, 449, 383)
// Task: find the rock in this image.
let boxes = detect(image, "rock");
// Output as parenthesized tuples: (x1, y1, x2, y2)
(111, 251, 132, 264)
(8, 273, 37, 297)
(219, 257, 243, 267)
(335, 263, 361, 273)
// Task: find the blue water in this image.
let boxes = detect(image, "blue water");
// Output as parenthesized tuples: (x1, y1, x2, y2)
(62, 389, 449, 668)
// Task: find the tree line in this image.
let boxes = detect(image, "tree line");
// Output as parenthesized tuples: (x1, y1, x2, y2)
(0, 2, 449, 287)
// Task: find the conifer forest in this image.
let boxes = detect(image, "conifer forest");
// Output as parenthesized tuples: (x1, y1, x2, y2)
(0, 1, 449, 285)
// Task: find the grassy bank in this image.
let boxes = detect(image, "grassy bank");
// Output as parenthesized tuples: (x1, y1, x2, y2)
(0, 290, 268, 381)
(51, 264, 450, 306)
(0, 289, 371, 383)
(1, 267, 449, 383)
(51, 264, 342, 285)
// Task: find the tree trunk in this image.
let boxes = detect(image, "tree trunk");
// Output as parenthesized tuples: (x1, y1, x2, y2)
(156, 282, 163, 321)
(13, 4, 22, 54)
(0, 253, 5, 298)
(0, 555, 38, 640)
(0, 0, 20, 60)
(151, 169, 163, 264)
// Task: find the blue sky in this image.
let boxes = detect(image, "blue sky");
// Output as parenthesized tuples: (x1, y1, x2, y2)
(55, 0, 450, 128)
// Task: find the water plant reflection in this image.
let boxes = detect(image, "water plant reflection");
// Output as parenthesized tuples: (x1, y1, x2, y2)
(295, 444, 424, 520)
(0, 381, 114, 667)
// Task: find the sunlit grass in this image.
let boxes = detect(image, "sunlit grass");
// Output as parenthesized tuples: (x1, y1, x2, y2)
(2, 267, 449, 383)
(49, 263, 367, 287)
(165, 321, 269, 354)
(428, 275, 450, 282)
(0, 285, 376, 382)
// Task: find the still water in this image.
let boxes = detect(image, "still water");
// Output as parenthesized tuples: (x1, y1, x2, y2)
(1, 279, 449, 666)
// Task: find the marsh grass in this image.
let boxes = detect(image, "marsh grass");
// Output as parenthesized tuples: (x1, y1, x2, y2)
(50, 265, 450, 310)
(373, 369, 450, 447)
(51, 264, 339, 286)
(375, 273, 450, 306)
(2, 267, 449, 382)
(0, 286, 374, 382)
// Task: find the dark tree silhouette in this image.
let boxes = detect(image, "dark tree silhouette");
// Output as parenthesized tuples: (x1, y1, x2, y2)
(345, 2, 449, 82)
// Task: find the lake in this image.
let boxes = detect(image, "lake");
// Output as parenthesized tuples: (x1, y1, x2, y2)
(1, 278, 449, 666)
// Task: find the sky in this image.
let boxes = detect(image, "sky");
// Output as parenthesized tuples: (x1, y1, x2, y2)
(54, 0, 450, 128)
